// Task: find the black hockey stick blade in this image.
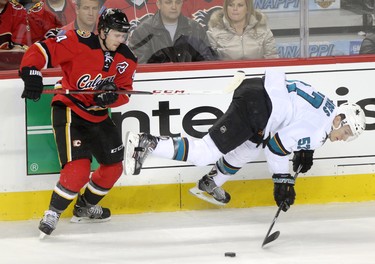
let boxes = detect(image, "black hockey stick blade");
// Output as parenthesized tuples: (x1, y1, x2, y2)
(261, 165, 303, 248)
(261, 203, 283, 248)
(262, 231, 280, 247)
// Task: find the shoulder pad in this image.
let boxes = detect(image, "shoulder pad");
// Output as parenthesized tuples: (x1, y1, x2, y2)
(117, 44, 137, 63)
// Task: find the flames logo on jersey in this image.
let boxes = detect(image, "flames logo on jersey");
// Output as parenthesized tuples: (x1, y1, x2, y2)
(117, 61, 129, 74)
(9, 0, 24, 10)
(192, 6, 221, 30)
(314, 0, 335, 9)
(129, 13, 154, 32)
(125, 0, 150, 8)
(76, 30, 91, 38)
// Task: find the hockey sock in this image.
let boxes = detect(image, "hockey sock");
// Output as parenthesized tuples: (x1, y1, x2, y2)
(82, 162, 123, 205)
(152, 136, 175, 159)
(213, 157, 241, 187)
(82, 180, 110, 205)
(50, 182, 78, 212)
(172, 137, 189, 161)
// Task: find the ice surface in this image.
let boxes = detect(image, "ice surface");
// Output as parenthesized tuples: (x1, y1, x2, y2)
(1, 202, 375, 264)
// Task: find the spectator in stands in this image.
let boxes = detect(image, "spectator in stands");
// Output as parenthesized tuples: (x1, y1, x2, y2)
(0, 0, 28, 70)
(128, 0, 217, 63)
(12, 0, 62, 46)
(43, 0, 76, 25)
(0, 0, 27, 51)
(359, 33, 375, 54)
(62, 0, 104, 32)
(207, 0, 278, 61)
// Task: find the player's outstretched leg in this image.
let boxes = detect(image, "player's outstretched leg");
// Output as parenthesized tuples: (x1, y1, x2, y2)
(124, 132, 159, 175)
(39, 210, 61, 237)
(70, 194, 111, 223)
(190, 166, 231, 205)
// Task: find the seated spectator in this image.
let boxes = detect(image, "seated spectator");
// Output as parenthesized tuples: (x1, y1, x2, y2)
(128, 0, 217, 63)
(207, 0, 278, 61)
(359, 33, 375, 54)
(13, 0, 62, 46)
(62, 0, 104, 32)
(0, 0, 28, 70)
(43, 0, 76, 25)
(0, 0, 27, 51)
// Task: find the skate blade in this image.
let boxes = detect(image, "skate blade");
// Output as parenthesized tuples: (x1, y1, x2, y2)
(70, 216, 112, 224)
(189, 187, 227, 206)
(123, 131, 139, 175)
(39, 231, 47, 240)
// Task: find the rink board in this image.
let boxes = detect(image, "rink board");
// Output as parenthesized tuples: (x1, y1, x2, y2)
(1, 60, 374, 220)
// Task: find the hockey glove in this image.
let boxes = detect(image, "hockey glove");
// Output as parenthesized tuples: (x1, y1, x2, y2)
(292, 150, 314, 173)
(93, 82, 119, 107)
(20, 66, 44, 101)
(272, 173, 296, 212)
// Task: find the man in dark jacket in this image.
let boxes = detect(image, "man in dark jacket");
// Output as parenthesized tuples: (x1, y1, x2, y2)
(359, 33, 375, 54)
(128, 0, 217, 63)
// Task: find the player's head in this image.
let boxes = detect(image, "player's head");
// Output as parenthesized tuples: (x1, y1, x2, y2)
(98, 8, 130, 34)
(330, 103, 366, 142)
(98, 8, 130, 51)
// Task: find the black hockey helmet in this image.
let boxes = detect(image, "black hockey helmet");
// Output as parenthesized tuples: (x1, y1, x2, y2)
(98, 8, 130, 34)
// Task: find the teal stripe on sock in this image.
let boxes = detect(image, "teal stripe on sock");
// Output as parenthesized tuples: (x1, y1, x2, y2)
(175, 138, 188, 161)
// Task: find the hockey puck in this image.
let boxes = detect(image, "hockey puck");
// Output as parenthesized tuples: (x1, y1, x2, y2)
(224, 252, 236, 257)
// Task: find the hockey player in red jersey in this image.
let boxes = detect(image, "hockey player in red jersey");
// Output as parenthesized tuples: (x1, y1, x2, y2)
(19, 8, 136, 237)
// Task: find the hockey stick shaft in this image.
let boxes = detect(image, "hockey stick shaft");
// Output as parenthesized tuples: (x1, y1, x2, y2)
(261, 165, 303, 247)
(42, 89, 153, 95)
(41, 71, 246, 96)
(42, 89, 227, 95)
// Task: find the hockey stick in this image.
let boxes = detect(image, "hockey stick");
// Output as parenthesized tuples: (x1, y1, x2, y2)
(42, 89, 153, 95)
(41, 71, 246, 96)
(261, 165, 303, 248)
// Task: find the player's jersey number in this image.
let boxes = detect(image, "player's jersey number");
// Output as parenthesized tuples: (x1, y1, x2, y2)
(286, 81, 324, 109)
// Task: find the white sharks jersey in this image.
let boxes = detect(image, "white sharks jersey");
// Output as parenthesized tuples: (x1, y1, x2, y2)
(262, 69, 337, 174)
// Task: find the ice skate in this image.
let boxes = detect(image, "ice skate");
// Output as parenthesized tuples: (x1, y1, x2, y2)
(124, 132, 159, 175)
(39, 210, 60, 238)
(189, 168, 231, 206)
(70, 195, 111, 223)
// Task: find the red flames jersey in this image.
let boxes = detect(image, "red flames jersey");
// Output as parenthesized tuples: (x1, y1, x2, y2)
(42, 0, 76, 25)
(11, 1, 62, 46)
(20, 29, 137, 123)
(0, 1, 27, 48)
(103, 0, 223, 30)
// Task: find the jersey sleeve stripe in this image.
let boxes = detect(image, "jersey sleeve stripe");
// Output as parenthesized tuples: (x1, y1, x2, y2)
(35, 42, 52, 69)
(267, 133, 291, 156)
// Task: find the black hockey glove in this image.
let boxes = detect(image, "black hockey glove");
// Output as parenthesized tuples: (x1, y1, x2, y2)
(292, 150, 314, 173)
(93, 82, 119, 107)
(19, 66, 43, 101)
(272, 173, 296, 212)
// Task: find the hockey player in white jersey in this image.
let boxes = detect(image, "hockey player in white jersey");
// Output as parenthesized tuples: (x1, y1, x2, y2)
(124, 69, 366, 211)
